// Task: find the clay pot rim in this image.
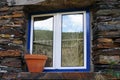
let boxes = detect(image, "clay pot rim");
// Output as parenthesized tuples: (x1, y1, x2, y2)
(24, 54, 48, 60)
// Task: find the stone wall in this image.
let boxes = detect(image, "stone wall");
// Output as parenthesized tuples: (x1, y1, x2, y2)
(92, 0, 120, 72)
(0, 0, 120, 74)
(0, 4, 26, 72)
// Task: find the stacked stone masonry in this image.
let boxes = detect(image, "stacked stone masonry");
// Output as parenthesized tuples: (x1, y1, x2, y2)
(0, 5, 25, 72)
(92, 0, 120, 72)
(0, 0, 120, 75)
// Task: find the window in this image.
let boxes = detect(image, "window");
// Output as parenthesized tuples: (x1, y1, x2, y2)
(27, 11, 90, 72)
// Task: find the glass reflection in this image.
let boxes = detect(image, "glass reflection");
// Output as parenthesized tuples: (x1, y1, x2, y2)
(33, 16, 53, 67)
(62, 14, 84, 67)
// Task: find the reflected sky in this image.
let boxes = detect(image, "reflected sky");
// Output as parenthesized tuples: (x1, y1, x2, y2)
(34, 14, 83, 32)
(62, 14, 83, 32)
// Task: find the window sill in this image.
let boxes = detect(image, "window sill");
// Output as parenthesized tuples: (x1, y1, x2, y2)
(0, 72, 116, 79)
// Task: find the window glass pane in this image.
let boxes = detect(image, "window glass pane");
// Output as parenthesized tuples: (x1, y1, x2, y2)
(61, 14, 84, 67)
(33, 16, 53, 67)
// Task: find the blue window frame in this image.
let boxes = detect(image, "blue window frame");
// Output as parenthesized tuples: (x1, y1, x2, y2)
(27, 10, 90, 72)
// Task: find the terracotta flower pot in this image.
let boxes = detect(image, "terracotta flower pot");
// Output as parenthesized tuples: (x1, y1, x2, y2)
(24, 54, 47, 72)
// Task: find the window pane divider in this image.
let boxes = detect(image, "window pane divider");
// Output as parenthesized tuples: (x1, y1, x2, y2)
(53, 14, 62, 69)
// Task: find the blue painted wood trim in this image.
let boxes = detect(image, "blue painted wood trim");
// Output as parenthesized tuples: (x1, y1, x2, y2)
(29, 8, 89, 15)
(86, 10, 91, 72)
(27, 15, 31, 53)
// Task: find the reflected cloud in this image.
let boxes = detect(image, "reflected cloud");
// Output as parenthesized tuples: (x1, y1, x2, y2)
(34, 17, 53, 31)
